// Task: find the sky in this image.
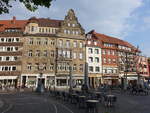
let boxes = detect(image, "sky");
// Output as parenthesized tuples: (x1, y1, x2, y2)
(0, 0, 150, 57)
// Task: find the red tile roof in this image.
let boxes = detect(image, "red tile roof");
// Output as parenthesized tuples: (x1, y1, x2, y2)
(0, 17, 28, 32)
(88, 30, 137, 50)
(0, 16, 63, 32)
(28, 17, 62, 27)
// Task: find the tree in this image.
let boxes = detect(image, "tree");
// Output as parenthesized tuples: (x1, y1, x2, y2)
(0, 0, 53, 14)
(118, 47, 140, 90)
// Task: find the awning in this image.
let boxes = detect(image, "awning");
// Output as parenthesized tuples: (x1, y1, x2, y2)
(127, 77, 137, 80)
(103, 77, 118, 80)
(0, 76, 18, 80)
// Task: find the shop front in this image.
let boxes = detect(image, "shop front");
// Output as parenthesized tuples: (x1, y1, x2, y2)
(0, 76, 18, 90)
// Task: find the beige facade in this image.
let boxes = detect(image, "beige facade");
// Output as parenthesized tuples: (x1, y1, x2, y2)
(21, 9, 85, 88)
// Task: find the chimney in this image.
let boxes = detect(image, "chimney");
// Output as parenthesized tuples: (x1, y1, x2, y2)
(12, 16, 16, 24)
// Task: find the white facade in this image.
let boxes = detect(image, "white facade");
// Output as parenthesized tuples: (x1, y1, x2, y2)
(86, 47, 102, 74)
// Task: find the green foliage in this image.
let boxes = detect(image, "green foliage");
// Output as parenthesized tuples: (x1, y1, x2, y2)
(0, 0, 53, 14)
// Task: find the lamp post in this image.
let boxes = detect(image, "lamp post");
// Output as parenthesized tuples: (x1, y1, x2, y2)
(69, 65, 73, 93)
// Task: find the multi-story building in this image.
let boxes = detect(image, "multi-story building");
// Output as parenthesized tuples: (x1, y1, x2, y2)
(137, 56, 150, 82)
(0, 17, 27, 88)
(0, 9, 85, 89)
(86, 30, 140, 87)
(86, 33, 102, 88)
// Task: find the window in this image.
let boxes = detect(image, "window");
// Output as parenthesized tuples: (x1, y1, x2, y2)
(88, 48, 93, 54)
(95, 67, 100, 72)
(79, 53, 83, 59)
(43, 50, 48, 57)
(35, 63, 39, 70)
(95, 57, 99, 63)
(50, 50, 54, 57)
(108, 50, 110, 55)
(66, 51, 71, 58)
(94, 41, 97, 45)
(14, 56, 17, 61)
(15, 47, 18, 51)
(31, 26, 34, 32)
(66, 40, 70, 48)
(36, 38, 41, 45)
(51, 40, 55, 45)
(43, 63, 47, 70)
(16, 38, 19, 42)
(79, 64, 83, 72)
(29, 38, 33, 45)
(89, 57, 93, 62)
(88, 41, 91, 44)
(103, 50, 106, 55)
(73, 64, 77, 71)
(27, 63, 32, 70)
(79, 42, 83, 48)
(39, 28, 41, 32)
(95, 49, 99, 54)
(49, 64, 54, 71)
(76, 31, 79, 35)
(58, 40, 63, 47)
(111, 50, 115, 55)
(67, 30, 70, 34)
(42, 28, 44, 32)
(36, 50, 40, 57)
(46, 28, 48, 33)
(12, 66, 16, 71)
(73, 41, 77, 48)
(28, 50, 33, 57)
(103, 58, 106, 63)
(113, 59, 116, 63)
(89, 66, 93, 72)
(68, 23, 71, 27)
(43, 38, 48, 45)
(6, 56, 9, 61)
(108, 59, 111, 64)
(64, 30, 67, 34)
(72, 24, 75, 27)
(73, 52, 77, 59)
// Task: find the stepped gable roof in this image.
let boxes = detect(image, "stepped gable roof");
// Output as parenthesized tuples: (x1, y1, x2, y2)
(28, 17, 63, 27)
(0, 16, 27, 32)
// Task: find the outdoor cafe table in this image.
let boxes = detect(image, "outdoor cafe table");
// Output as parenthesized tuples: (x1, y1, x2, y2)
(105, 94, 116, 107)
(78, 95, 86, 108)
(70, 93, 78, 104)
(86, 100, 99, 113)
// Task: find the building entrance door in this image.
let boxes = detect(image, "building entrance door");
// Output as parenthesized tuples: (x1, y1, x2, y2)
(38, 78, 45, 88)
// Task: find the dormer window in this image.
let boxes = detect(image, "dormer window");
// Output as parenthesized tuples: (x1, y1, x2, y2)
(87, 34, 92, 39)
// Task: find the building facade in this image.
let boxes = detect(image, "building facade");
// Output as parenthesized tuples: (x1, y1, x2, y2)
(86, 30, 142, 87)
(86, 34, 102, 88)
(0, 9, 85, 89)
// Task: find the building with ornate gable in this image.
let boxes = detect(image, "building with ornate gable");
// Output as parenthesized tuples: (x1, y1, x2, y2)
(0, 9, 85, 89)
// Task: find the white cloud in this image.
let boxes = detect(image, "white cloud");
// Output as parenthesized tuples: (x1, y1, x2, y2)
(0, 0, 143, 38)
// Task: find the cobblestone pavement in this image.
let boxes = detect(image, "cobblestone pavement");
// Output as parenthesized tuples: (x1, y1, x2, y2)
(0, 91, 150, 113)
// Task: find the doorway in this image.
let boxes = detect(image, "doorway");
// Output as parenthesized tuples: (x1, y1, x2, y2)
(38, 78, 45, 88)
